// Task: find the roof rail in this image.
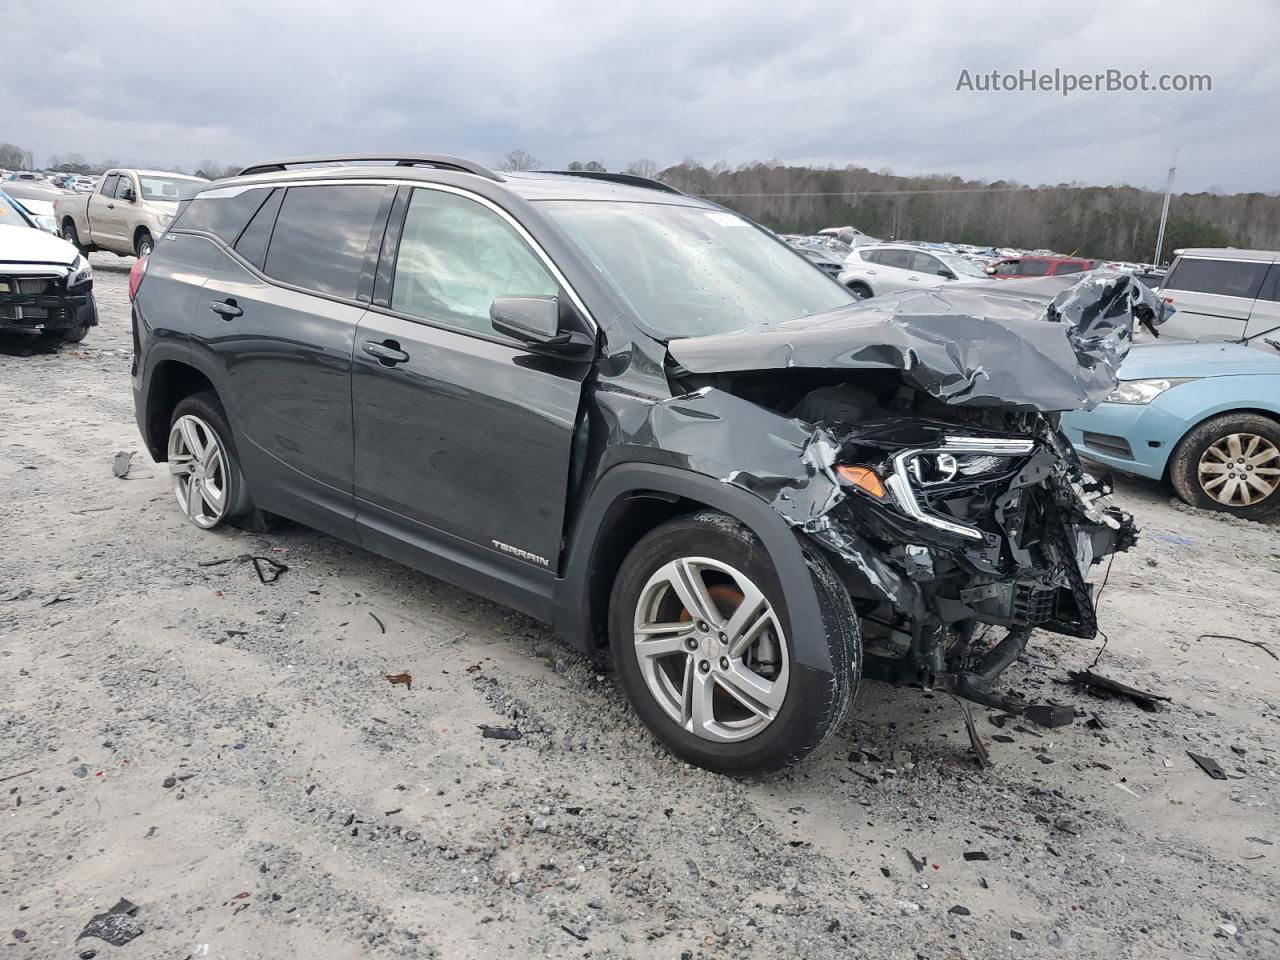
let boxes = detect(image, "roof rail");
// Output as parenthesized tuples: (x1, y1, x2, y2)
(543, 170, 683, 196)
(236, 154, 504, 182)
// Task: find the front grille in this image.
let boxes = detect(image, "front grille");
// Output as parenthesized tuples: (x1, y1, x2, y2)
(12, 277, 51, 295)
(0, 274, 72, 325)
(1012, 581, 1057, 626)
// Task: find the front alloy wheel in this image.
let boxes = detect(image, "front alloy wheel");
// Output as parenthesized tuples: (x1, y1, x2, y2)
(167, 414, 230, 528)
(633, 557, 789, 742)
(1197, 433, 1280, 508)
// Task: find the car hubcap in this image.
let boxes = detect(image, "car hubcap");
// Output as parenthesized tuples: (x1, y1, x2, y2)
(167, 415, 229, 528)
(1198, 433, 1280, 507)
(633, 557, 789, 743)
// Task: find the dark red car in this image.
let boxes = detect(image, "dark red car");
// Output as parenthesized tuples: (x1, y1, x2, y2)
(986, 256, 1098, 278)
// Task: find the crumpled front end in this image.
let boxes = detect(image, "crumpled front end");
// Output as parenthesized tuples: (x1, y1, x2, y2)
(649, 272, 1157, 711)
(0, 260, 97, 335)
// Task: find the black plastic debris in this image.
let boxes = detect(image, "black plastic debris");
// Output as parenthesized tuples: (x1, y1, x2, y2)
(1068, 670, 1171, 712)
(1086, 714, 1108, 730)
(78, 898, 142, 946)
(963, 851, 990, 861)
(1024, 704, 1074, 729)
(196, 554, 288, 584)
(369, 611, 386, 634)
(111, 451, 132, 479)
(481, 725, 522, 741)
(904, 848, 926, 873)
(559, 924, 588, 942)
(1197, 633, 1278, 662)
(1187, 752, 1228, 780)
(953, 696, 990, 769)
(993, 735, 1015, 743)
(949, 905, 971, 916)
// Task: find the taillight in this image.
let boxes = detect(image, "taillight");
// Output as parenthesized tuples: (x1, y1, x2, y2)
(128, 254, 148, 300)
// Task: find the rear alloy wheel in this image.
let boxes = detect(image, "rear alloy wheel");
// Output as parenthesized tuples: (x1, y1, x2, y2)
(1170, 413, 1280, 520)
(611, 511, 859, 776)
(167, 392, 252, 529)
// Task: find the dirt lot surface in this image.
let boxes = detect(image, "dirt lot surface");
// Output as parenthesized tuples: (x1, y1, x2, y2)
(2, 254, 1278, 960)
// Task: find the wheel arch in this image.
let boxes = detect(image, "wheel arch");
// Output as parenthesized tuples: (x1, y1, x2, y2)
(555, 463, 835, 674)
(142, 358, 219, 461)
(133, 225, 154, 253)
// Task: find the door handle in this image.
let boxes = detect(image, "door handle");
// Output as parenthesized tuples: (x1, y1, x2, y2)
(907, 276, 920, 282)
(209, 299, 242, 319)
(106, 203, 115, 209)
(363, 339, 410, 366)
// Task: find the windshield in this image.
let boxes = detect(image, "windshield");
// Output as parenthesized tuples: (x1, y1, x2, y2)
(940, 254, 990, 279)
(540, 201, 853, 338)
(0, 191, 36, 229)
(139, 176, 206, 201)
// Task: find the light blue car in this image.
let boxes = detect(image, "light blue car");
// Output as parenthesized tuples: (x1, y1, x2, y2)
(1061, 339, 1280, 520)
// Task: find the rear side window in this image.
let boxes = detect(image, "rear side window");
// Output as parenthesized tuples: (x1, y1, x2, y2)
(233, 188, 283, 270)
(174, 187, 273, 246)
(990, 260, 1019, 275)
(264, 185, 385, 299)
(1258, 264, 1280, 303)
(1053, 262, 1084, 275)
(1019, 259, 1050, 276)
(879, 250, 914, 270)
(1164, 257, 1269, 299)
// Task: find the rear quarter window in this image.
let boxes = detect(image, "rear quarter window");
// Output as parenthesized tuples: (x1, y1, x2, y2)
(173, 187, 275, 247)
(1019, 259, 1050, 276)
(1164, 257, 1269, 299)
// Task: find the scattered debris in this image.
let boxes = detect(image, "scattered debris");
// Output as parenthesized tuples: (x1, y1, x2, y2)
(196, 554, 288, 584)
(1197, 633, 1278, 662)
(904, 848, 926, 873)
(1068, 669, 1171, 712)
(369, 611, 386, 634)
(111, 451, 132, 478)
(963, 851, 990, 861)
(949, 905, 971, 916)
(71, 764, 88, 778)
(0, 768, 35, 784)
(78, 898, 142, 946)
(41, 594, 74, 607)
(384, 673, 412, 692)
(1053, 815, 1085, 835)
(560, 924, 589, 942)
(1024, 703, 1075, 728)
(1217, 922, 1238, 938)
(953, 696, 990, 768)
(1187, 752, 1228, 780)
(480, 725, 522, 741)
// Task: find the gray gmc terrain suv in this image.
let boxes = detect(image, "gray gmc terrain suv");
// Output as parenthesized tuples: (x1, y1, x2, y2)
(130, 154, 1157, 776)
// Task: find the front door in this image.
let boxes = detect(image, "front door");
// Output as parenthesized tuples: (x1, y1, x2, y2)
(351, 186, 592, 600)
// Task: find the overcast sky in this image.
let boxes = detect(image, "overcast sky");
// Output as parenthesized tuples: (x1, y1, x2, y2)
(4, 0, 1276, 193)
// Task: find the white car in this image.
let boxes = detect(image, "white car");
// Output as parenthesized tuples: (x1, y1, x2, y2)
(837, 243, 993, 299)
(0, 218, 98, 343)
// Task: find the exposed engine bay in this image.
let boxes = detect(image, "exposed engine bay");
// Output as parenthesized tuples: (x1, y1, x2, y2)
(658, 272, 1160, 714)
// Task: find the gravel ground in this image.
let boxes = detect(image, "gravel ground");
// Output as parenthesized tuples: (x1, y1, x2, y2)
(2, 253, 1278, 960)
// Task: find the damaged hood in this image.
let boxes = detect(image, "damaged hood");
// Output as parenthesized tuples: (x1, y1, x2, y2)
(667, 272, 1162, 413)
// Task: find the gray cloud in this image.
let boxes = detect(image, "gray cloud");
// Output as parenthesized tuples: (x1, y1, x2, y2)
(2, 0, 1275, 192)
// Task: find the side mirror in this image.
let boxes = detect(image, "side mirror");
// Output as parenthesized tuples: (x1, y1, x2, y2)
(938, 268, 956, 280)
(120, 186, 136, 202)
(984, 266, 996, 274)
(490, 295, 590, 354)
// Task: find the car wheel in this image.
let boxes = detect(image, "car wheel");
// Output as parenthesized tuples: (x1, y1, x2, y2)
(50, 323, 90, 344)
(167, 392, 253, 530)
(610, 510, 859, 776)
(135, 231, 154, 259)
(1169, 412, 1280, 520)
(61, 220, 82, 251)
(847, 282, 872, 300)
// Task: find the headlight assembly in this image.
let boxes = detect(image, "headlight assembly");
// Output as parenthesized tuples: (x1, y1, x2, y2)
(66, 254, 93, 290)
(1104, 378, 1195, 405)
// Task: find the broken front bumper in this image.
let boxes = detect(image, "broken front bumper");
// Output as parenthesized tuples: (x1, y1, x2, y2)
(0, 274, 97, 334)
(814, 431, 1135, 712)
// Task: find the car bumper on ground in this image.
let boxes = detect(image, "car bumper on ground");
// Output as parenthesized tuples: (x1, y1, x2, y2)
(1060, 401, 1186, 480)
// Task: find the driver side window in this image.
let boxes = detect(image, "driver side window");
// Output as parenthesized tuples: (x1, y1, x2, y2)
(391, 188, 557, 336)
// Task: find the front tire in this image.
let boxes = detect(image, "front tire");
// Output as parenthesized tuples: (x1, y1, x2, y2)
(135, 231, 154, 259)
(49, 323, 89, 344)
(167, 392, 253, 529)
(847, 281, 873, 300)
(1169, 412, 1280, 520)
(610, 511, 859, 776)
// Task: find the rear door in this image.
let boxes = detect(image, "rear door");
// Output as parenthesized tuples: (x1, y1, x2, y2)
(872, 249, 921, 291)
(188, 181, 393, 537)
(1159, 255, 1270, 340)
(1244, 261, 1280, 340)
(350, 184, 593, 612)
(88, 173, 120, 244)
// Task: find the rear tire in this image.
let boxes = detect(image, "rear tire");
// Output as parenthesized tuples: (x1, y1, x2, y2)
(167, 391, 253, 529)
(1169, 412, 1280, 520)
(610, 510, 859, 776)
(61, 220, 83, 252)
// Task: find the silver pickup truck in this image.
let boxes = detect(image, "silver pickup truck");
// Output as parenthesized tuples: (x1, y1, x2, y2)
(54, 169, 208, 258)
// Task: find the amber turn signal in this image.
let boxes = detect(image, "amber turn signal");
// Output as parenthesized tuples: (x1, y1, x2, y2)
(835, 465, 885, 498)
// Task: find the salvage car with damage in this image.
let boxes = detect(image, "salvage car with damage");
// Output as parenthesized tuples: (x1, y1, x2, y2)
(0, 215, 97, 344)
(129, 156, 1159, 775)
